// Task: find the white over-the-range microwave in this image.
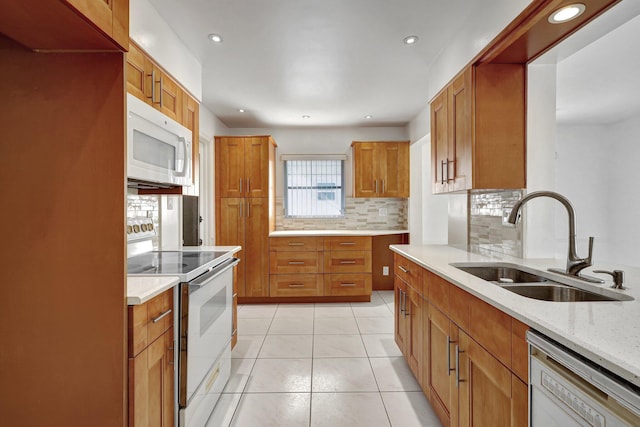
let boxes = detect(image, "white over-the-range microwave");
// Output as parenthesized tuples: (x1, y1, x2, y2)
(127, 93, 192, 186)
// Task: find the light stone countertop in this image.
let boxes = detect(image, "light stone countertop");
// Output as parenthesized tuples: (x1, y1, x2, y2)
(270, 229, 409, 237)
(127, 276, 180, 305)
(390, 244, 640, 387)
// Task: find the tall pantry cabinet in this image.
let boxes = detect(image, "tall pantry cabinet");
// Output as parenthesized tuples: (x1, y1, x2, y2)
(215, 136, 276, 301)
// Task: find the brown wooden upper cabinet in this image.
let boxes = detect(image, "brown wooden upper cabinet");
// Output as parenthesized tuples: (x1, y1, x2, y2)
(126, 41, 200, 184)
(64, 0, 129, 49)
(352, 141, 410, 198)
(430, 64, 525, 194)
(216, 136, 275, 198)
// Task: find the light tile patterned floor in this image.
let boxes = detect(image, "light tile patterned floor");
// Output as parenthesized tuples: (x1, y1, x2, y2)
(207, 291, 442, 427)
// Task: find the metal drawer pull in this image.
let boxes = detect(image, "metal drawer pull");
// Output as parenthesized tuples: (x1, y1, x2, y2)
(398, 265, 409, 273)
(152, 309, 172, 323)
(455, 345, 465, 387)
(446, 336, 455, 376)
(340, 283, 357, 287)
(288, 261, 305, 265)
(288, 242, 305, 246)
(288, 284, 305, 288)
(340, 260, 357, 264)
(399, 289, 405, 313)
(402, 291, 409, 317)
(339, 242, 356, 245)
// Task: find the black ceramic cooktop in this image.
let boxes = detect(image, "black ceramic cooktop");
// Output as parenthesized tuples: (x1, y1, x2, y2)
(127, 251, 229, 275)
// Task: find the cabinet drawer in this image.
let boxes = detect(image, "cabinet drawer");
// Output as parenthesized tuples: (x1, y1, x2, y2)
(270, 251, 323, 274)
(128, 288, 174, 357)
(324, 273, 372, 296)
(427, 271, 449, 313)
(323, 236, 371, 251)
(270, 236, 322, 251)
(270, 274, 323, 297)
(394, 254, 423, 294)
(324, 250, 372, 273)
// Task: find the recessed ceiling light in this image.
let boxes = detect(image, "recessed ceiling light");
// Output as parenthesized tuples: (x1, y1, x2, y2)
(302, 115, 311, 119)
(238, 109, 246, 113)
(208, 33, 223, 43)
(403, 35, 419, 45)
(548, 3, 586, 24)
(364, 115, 373, 119)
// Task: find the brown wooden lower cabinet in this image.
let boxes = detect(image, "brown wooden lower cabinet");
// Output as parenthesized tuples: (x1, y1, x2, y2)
(394, 254, 529, 426)
(128, 289, 175, 427)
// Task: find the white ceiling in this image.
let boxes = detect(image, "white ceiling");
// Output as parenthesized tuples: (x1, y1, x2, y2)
(147, 0, 477, 128)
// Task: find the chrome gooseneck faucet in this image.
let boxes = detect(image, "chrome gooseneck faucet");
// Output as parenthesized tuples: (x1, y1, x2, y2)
(507, 191, 604, 283)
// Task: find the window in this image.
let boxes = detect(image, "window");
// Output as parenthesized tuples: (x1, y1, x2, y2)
(284, 158, 345, 217)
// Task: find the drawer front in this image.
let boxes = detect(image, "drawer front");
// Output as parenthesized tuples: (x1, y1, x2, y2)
(128, 288, 173, 357)
(270, 251, 323, 274)
(270, 274, 323, 297)
(324, 273, 372, 296)
(324, 236, 371, 251)
(324, 250, 372, 273)
(427, 271, 449, 313)
(394, 254, 423, 293)
(270, 236, 321, 251)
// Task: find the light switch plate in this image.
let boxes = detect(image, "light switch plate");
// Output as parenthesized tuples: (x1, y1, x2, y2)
(383, 266, 389, 276)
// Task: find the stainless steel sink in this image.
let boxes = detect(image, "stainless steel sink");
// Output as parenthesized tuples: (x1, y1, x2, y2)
(450, 262, 633, 302)
(454, 265, 548, 284)
(501, 284, 620, 302)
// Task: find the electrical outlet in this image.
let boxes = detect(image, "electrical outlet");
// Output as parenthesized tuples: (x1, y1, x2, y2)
(379, 207, 388, 217)
(383, 266, 389, 276)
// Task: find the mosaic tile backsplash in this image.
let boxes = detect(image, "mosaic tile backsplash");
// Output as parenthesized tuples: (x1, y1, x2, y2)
(275, 197, 408, 230)
(469, 190, 523, 258)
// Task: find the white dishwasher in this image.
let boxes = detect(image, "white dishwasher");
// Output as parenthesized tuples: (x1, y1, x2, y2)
(528, 330, 640, 427)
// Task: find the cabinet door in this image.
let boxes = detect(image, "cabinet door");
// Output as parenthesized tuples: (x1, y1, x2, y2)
(431, 90, 449, 194)
(129, 328, 174, 427)
(394, 277, 408, 352)
(217, 198, 245, 295)
(405, 285, 422, 380)
(158, 71, 182, 123)
(244, 198, 269, 297)
(64, 0, 129, 49)
(428, 304, 454, 425)
(457, 330, 513, 427)
(216, 137, 246, 198)
(182, 95, 199, 185)
(245, 137, 270, 198)
(449, 67, 472, 192)
(126, 42, 147, 102)
(378, 142, 409, 197)
(353, 142, 378, 197)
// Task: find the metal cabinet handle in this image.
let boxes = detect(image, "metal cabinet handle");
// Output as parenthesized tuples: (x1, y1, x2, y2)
(446, 159, 455, 182)
(446, 336, 455, 376)
(288, 284, 305, 288)
(339, 242, 356, 246)
(381, 179, 385, 194)
(455, 345, 465, 387)
(340, 283, 357, 287)
(402, 290, 408, 318)
(288, 242, 305, 246)
(375, 180, 378, 193)
(288, 261, 305, 265)
(340, 260, 356, 264)
(399, 289, 405, 313)
(398, 265, 409, 273)
(152, 308, 172, 323)
(146, 69, 157, 103)
(441, 160, 446, 185)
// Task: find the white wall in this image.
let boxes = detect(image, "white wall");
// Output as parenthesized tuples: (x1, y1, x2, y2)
(409, 135, 448, 245)
(222, 126, 408, 197)
(200, 104, 229, 142)
(130, 0, 203, 100)
(549, 115, 640, 268)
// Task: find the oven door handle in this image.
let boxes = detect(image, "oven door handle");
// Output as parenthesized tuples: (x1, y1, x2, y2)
(189, 257, 240, 291)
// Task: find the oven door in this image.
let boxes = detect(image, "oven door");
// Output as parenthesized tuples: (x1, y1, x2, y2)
(178, 257, 238, 424)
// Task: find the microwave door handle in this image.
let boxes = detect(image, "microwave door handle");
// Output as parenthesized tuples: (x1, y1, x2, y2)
(175, 136, 187, 176)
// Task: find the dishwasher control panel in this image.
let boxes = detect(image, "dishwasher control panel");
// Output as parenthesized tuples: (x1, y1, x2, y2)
(542, 370, 605, 427)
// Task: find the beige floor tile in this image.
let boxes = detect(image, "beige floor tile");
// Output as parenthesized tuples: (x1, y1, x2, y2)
(231, 393, 311, 427)
(268, 316, 314, 334)
(369, 357, 422, 392)
(356, 316, 395, 334)
(312, 358, 378, 392)
(245, 358, 312, 392)
(362, 334, 403, 357)
(381, 391, 442, 427)
(258, 334, 313, 358)
(223, 358, 256, 393)
(313, 334, 367, 358)
(232, 335, 265, 359)
(310, 393, 390, 427)
(314, 316, 359, 334)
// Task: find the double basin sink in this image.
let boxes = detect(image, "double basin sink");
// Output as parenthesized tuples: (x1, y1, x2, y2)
(450, 262, 633, 302)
